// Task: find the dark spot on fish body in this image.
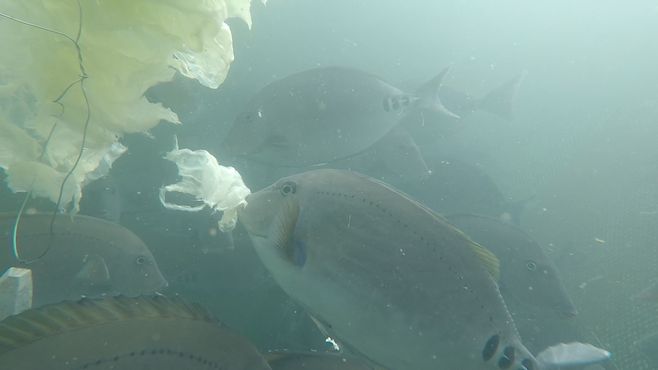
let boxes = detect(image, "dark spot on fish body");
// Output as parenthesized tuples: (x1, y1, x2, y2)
(497, 346, 515, 369)
(75, 347, 222, 369)
(482, 334, 500, 361)
(520, 358, 535, 370)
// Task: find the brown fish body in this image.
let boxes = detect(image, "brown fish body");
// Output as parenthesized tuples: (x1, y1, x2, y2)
(0, 296, 271, 370)
(239, 169, 539, 370)
(0, 214, 167, 306)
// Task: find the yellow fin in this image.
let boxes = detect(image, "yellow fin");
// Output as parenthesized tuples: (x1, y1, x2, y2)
(468, 240, 500, 281)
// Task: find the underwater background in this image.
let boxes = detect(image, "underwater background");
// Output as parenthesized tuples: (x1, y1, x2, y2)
(1, 1, 658, 369)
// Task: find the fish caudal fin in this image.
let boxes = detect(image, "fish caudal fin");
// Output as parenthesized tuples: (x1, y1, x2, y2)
(535, 342, 611, 370)
(415, 67, 461, 119)
(476, 71, 526, 121)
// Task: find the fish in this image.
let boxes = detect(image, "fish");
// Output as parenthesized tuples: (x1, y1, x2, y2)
(221, 66, 457, 167)
(79, 175, 123, 223)
(267, 351, 385, 370)
(445, 213, 578, 318)
(438, 73, 526, 121)
(239, 170, 611, 370)
(0, 295, 272, 369)
(402, 72, 526, 142)
(397, 156, 528, 224)
(0, 213, 168, 307)
(238, 168, 538, 370)
(330, 125, 431, 184)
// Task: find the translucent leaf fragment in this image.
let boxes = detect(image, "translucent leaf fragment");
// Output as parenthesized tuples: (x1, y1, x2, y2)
(160, 147, 250, 232)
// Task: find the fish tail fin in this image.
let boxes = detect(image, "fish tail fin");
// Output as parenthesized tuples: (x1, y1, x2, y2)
(536, 342, 611, 370)
(415, 66, 461, 119)
(475, 71, 526, 121)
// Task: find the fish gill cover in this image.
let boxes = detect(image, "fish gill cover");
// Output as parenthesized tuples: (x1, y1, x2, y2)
(0, 0, 261, 213)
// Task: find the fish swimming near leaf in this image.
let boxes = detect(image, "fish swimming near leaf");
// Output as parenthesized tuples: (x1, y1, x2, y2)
(267, 351, 386, 370)
(446, 213, 577, 318)
(0, 213, 168, 307)
(239, 169, 534, 370)
(0, 295, 272, 370)
(222, 66, 457, 167)
(238, 169, 610, 370)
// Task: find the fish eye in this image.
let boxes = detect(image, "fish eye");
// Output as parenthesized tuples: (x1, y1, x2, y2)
(135, 256, 147, 265)
(280, 181, 297, 196)
(526, 260, 537, 271)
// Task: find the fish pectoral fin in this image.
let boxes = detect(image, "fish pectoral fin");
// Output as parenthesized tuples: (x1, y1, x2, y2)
(270, 200, 300, 258)
(467, 241, 500, 281)
(75, 254, 111, 285)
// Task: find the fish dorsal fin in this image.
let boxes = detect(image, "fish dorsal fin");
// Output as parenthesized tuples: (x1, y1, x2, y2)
(467, 240, 500, 281)
(0, 295, 216, 355)
(346, 171, 501, 280)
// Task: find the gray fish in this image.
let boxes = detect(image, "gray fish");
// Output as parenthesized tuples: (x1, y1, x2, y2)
(402, 72, 525, 135)
(0, 295, 271, 369)
(446, 213, 577, 318)
(331, 125, 431, 184)
(0, 213, 168, 307)
(267, 351, 386, 370)
(402, 73, 525, 149)
(222, 66, 457, 167)
(79, 175, 123, 223)
(396, 156, 527, 224)
(438, 73, 526, 121)
(238, 169, 539, 370)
